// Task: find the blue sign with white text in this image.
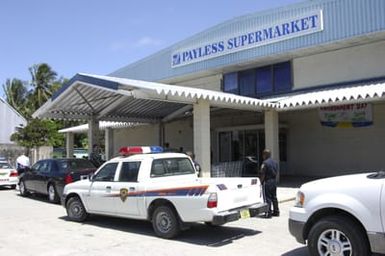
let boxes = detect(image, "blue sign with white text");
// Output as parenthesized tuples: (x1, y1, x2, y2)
(171, 10, 323, 68)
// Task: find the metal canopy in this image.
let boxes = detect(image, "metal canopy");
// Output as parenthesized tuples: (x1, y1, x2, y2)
(33, 73, 385, 123)
(267, 80, 385, 111)
(33, 73, 274, 122)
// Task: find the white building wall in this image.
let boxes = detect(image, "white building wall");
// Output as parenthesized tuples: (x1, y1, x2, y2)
(164, 119, 193, 152)
(0, 98, 27, 144)
(113, 124, 160, 156)
(112, 120, 194, 155)
(171, 74, 222, 91)
(293, 41, 385, 89)
(280, 103, 385, 177)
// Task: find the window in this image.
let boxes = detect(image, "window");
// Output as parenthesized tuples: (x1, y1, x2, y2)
(93, 163, 118, 182)
(0, 163, 12, 169)
(57, 159, 95, 173)
(222, 61, 292, 97)
(274, 62, 292, 92)
(256, 66, 272, 94)
(223, 72, 238, 94)
(37, 161, 51, 174)
(239, 70, 256, 96)
(151, 158, 195, 177)
(119, 162, 141, 182)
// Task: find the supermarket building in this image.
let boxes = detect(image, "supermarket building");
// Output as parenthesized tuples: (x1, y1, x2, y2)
(34, 0, 385, 178)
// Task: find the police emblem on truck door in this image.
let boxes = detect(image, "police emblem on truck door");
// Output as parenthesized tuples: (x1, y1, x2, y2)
(120, 188, 128, 202)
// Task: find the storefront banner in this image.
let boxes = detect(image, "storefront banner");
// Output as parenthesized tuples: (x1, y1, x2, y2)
(319, 103, 373, 128)
(171, 10, 323, 68)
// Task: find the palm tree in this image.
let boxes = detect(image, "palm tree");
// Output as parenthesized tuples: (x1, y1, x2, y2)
(29, 63, 57, 109)
(2, 78, 29, 116)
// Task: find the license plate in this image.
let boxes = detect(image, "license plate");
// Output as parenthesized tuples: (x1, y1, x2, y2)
(240, 209, 250, 219)
(0, 178, 9, 181)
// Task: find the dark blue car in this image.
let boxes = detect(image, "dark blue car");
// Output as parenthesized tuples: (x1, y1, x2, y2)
(19, 158, 96, 203)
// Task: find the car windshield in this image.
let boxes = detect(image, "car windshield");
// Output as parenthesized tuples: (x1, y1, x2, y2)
(57, 159, 95, 172)
(0, 162, 12, 169)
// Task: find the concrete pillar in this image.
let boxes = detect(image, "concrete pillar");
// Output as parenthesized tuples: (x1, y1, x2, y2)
(264, 110, 280, 181)
(66, 132, 74, 158)
(159, 122, 165, 147)
(193, 99, 211, 177)
(105, 128, 114, 160)
(88, 118, 99, 155)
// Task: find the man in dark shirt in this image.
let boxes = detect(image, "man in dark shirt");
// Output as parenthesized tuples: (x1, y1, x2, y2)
(259, 149, 280, 218)
(89, 144, 104, 168)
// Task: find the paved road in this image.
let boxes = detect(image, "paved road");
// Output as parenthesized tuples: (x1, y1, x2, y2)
(0, 187, 308, 256)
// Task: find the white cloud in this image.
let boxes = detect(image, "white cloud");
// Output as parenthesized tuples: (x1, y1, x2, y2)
(109, 36, 163, 52)
(134, 36, 163, 47)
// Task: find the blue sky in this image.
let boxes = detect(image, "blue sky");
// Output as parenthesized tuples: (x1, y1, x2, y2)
(0, 0, 303, 96)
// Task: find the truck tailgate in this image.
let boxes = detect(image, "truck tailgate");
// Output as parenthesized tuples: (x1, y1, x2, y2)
(202, 177, 263, 212)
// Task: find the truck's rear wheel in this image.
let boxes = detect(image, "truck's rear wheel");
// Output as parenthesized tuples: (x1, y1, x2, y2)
(152, 205, 180, 239)
(308, 215, 370, 256)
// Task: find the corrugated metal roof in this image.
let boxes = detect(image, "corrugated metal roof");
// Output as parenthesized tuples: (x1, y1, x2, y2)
(268, 81, 385, 111)
(33, 73, 273, 122)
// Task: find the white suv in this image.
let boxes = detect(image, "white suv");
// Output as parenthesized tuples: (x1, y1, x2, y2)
(289, 172, 385, 255)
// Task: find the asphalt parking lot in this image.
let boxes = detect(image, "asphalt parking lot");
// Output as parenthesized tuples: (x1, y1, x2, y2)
(0, 187, 308, 256)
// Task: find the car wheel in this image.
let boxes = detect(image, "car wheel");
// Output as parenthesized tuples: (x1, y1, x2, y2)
(308, 215, 370, 256)
(66, 196, 88, 222)
(152, 205, 180, 239)
(19, 180, 29, 197)
(48, 184, 59, 203)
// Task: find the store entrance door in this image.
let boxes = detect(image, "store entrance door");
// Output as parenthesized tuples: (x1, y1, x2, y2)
(218, 129, 264, 163)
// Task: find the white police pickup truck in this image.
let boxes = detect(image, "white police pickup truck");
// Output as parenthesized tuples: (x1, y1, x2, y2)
(289, 171, 385, 255)
(62, 146, 267, 238)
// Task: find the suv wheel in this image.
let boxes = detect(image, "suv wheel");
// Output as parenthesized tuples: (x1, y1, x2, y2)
(48, 184, 59, 203)
(66, 197, 88, 222)
(308, 215, 370, 256)
(152, 205, 180, 239)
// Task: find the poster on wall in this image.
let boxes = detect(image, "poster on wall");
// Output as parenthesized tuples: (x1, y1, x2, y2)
(319, 103, 373, 128)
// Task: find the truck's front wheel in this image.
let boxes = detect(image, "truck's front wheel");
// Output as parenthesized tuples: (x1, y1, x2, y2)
(307, 215, 370, 256)
(66, 196, 88, 222)
(152, 205, 180, 239)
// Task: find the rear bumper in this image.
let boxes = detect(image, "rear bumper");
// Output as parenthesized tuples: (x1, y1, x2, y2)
(0, 177, 18, 187)
(212, 202, 268, 225)
(288, 218, 306, 244)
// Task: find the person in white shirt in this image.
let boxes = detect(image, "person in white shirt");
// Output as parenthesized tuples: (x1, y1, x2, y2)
(16, 153, 30, 175)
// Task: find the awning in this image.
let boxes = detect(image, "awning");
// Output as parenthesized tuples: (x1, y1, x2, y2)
(33, 73, 274, 122)
(267, 81, 385, 111)
(33, 73, 385, 124)
(58, 121, 141, 133)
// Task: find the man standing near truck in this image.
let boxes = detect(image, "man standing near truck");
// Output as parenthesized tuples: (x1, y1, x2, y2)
(259, 149, 279, 218)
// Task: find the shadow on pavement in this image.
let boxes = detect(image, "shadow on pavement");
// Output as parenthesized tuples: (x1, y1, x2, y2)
(281, 246, 309, 256)
(0, 186, 16, 191)
(59, 215, 261, 246)
(16, 192, 60, 205)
